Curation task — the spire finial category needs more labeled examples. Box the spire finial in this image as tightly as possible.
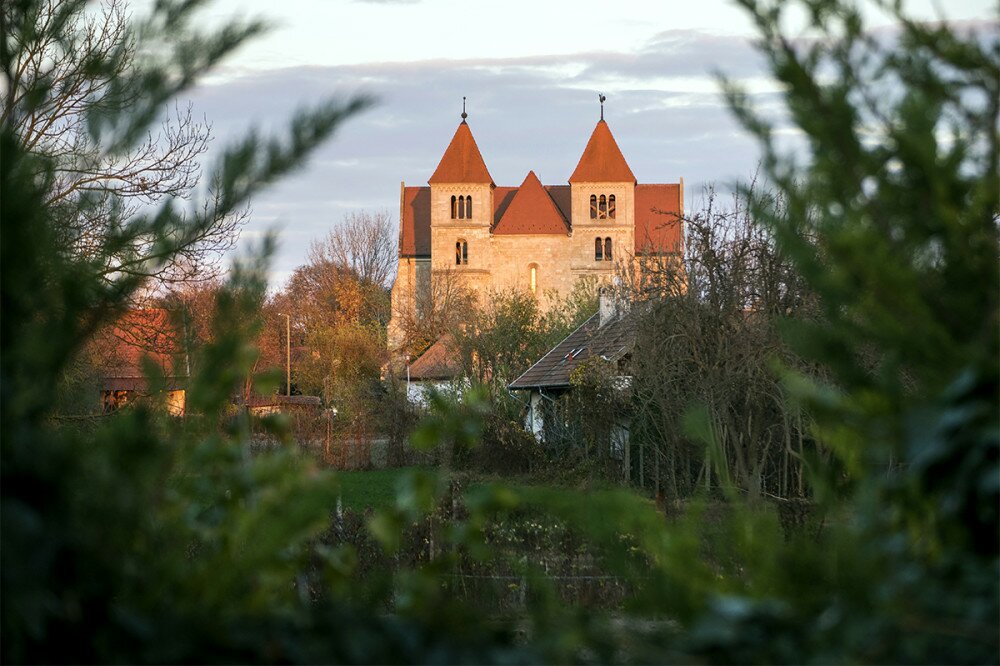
[599,93,606,121]
[461,96,468,123]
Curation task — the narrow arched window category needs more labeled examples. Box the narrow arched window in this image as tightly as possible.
[590,194,598,219]
[608,194,616,219]
[604,237,612,261]
[451,195,457,219]
[595,237,603,261]
[599,195,607,219]
[456,239,468,265]
[529,264,538,294]
[459,195,466,219]
[466,195,472,220]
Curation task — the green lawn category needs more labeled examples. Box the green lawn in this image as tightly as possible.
[334,467,419,512]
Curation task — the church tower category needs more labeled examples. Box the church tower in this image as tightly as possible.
[568,115,636,272]
[427,104,495,295]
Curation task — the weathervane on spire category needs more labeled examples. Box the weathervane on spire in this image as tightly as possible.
[599,93,606,120]
[461,96,468,123]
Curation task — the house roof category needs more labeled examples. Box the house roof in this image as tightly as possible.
[428,122,495,186]
[400,186,431,256]
[635,184,683,254]
[406,334,462,381]
[568,120,636,184]
[493,171,570,235]
[509,310,636,390]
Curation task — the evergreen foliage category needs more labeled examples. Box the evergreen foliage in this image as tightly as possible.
[2,0,997,662]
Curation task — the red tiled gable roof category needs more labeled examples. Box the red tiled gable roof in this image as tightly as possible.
[428,122,494,186]
[492,185,570,228]
[492,186,517,223]
[545,185,572,221]
[406,334,462,381]
[493,171,570,235]
[400,186,431,257]
[568,120,636,184]
[635,184,683,254]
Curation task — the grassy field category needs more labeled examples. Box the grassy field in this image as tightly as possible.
[334,467,418,511]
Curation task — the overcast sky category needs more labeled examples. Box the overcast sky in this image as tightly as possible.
[169,0,996,287]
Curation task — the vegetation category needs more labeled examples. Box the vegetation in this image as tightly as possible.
[449,282,597,474]
[2,0,248,294]
[337,466,415,512]
[2,0,997,662]
[628,183,819,499]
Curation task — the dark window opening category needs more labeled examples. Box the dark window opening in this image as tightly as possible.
[609,194,616,219]
[451,195,457,219]
[599,194,607,219]
[595,237,604,261]
[604,237,612,261]
[590,194,598,219]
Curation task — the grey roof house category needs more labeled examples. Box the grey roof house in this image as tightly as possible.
[509,289,636,445]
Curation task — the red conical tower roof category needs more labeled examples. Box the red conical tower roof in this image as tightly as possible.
[428,122,494,186]
[568,119,636,184]
[494,171,570,235]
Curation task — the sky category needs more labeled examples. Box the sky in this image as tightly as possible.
[167,0,996,287]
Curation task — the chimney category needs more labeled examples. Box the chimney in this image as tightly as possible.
[599,286,616,327]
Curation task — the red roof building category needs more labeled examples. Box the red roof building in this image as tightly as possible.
[388,108,684,355]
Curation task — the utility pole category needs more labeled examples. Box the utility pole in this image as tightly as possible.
[280,313,290,396]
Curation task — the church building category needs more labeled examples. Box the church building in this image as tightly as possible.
[388,105,684,353]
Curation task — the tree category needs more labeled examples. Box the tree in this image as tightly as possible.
[2,0,380,660]
[311,210,397,288]
[391,265,476,358]
[628,183,819,499]
[446,282,598,473]
[2,0,247,293]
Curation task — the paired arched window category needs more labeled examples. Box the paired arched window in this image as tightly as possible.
[450,195,473,220]
[455,239,468,265]
[595,237,612,262]
[589,193,617,220]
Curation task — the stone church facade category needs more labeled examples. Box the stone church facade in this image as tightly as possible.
[387,111,684,353]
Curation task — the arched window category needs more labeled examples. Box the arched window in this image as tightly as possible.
[608,194,616,219]
[604,237,612,261]
[529,264,538,294]
[456,239,468,265]
[599,195,608,219]
[459,195,467,219]
[595,237,604,261]
[466,195,472,219]
[590,194,598,219]
[451,195,458,219]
